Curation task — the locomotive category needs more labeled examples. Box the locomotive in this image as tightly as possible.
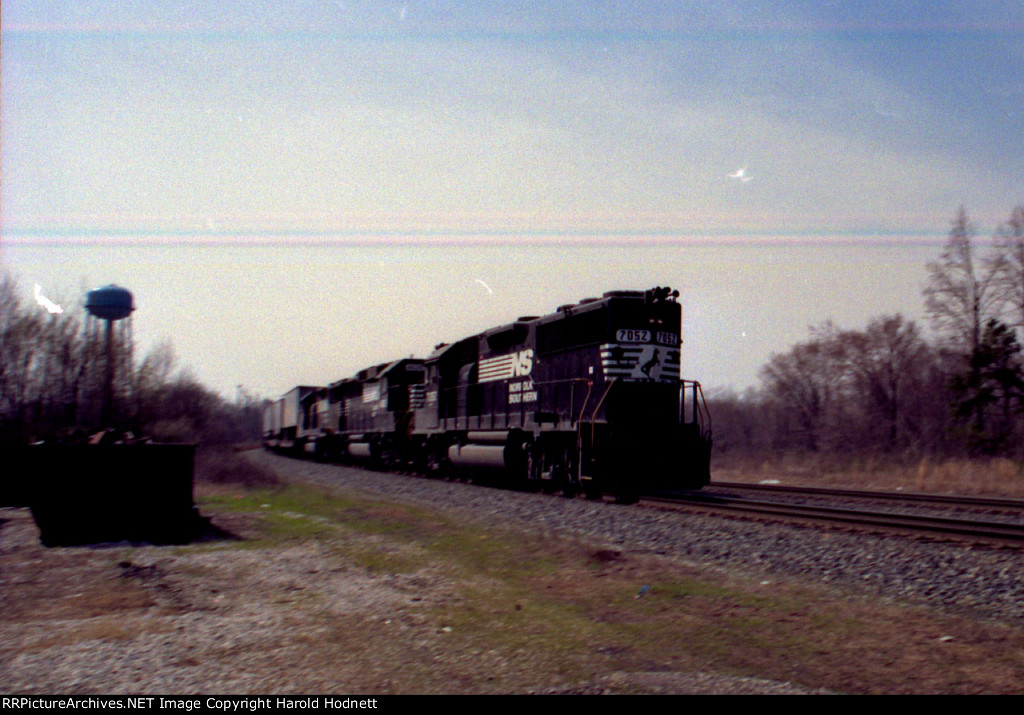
[263,287,711,501]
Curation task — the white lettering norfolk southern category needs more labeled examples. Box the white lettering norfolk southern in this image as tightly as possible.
[479,349,533,383]
[507,379,537,404]
[513,349,533,377]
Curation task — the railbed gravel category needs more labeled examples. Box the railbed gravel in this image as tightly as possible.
[3,449,1020,695]
[250,451,1024,626]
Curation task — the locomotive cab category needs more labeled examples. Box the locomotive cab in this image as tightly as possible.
[589,287,711,497]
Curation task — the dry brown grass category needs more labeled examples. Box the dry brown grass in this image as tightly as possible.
[23,616,175,653]
[194,447,282,488]
[713,453,1024,497]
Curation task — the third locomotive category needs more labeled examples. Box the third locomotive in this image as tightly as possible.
[263,286,711,502]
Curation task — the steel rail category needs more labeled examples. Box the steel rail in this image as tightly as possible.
[709,481,1024,511]
[644,493,1024,544]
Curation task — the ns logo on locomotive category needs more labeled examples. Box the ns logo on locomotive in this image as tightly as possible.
[263,286,711,503]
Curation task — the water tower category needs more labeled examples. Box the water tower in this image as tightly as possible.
[26,283,202,548]
[85,284,135,426]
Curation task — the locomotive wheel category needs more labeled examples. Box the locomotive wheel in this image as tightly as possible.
[442,463,458,482]
[548,465,576,498]
[376,443,396,471]
[516,446,536,490]
[424,449,444,479]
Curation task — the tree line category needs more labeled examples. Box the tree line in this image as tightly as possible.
[711,205,1024,460]
[5,204,1022,458]
[0,273,262,447]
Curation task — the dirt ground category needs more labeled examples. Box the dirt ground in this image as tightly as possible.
[3,463,1024,694]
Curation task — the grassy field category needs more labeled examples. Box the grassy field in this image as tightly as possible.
[712,453,1024,498]
[184,451,1024,693]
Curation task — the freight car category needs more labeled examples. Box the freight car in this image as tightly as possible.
[263,287,711,501]
[262,385,319,452]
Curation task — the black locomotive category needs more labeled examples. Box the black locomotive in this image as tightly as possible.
[263,287,711,501]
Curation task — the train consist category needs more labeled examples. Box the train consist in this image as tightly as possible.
[263,287,711,501]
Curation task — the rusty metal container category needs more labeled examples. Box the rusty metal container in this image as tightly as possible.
[23,443,201,546]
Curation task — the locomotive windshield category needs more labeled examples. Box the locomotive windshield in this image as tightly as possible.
[536,306,608,354]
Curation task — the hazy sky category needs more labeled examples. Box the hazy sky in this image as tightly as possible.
[3,1,1023,398]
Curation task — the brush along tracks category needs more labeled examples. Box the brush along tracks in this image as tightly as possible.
[645,483,1024,548]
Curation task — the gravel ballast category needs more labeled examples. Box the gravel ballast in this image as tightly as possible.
[249,451,1024,626]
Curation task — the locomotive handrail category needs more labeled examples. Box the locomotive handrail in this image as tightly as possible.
[431,375,711,437]
[575,379,593,431]
[528,377,592,387]
[680,379,712,437]
[696,381,712,436]
[589,377,618,444]
[525,377,593,429]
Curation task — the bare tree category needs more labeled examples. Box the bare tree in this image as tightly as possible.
[840,315,939,453]
[705,387,769,457]
[132,337,179,425]
[756,316,953,457]
[0,276,96,440]
[992,205,1024,336]
[923,207,1003,355]
[760,322,848,452]
[0,270,263,445]
[0,275,37,437]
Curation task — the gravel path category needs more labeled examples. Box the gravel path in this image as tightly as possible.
[250,451,1024,626]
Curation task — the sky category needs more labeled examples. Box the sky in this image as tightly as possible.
[2,1,1023,399]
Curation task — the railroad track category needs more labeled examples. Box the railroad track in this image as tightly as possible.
[644,488,1024,546]
[255,450,1024,545]
[710,480,1024,511]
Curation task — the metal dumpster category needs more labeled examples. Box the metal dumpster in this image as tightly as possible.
[23,443,202,546]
